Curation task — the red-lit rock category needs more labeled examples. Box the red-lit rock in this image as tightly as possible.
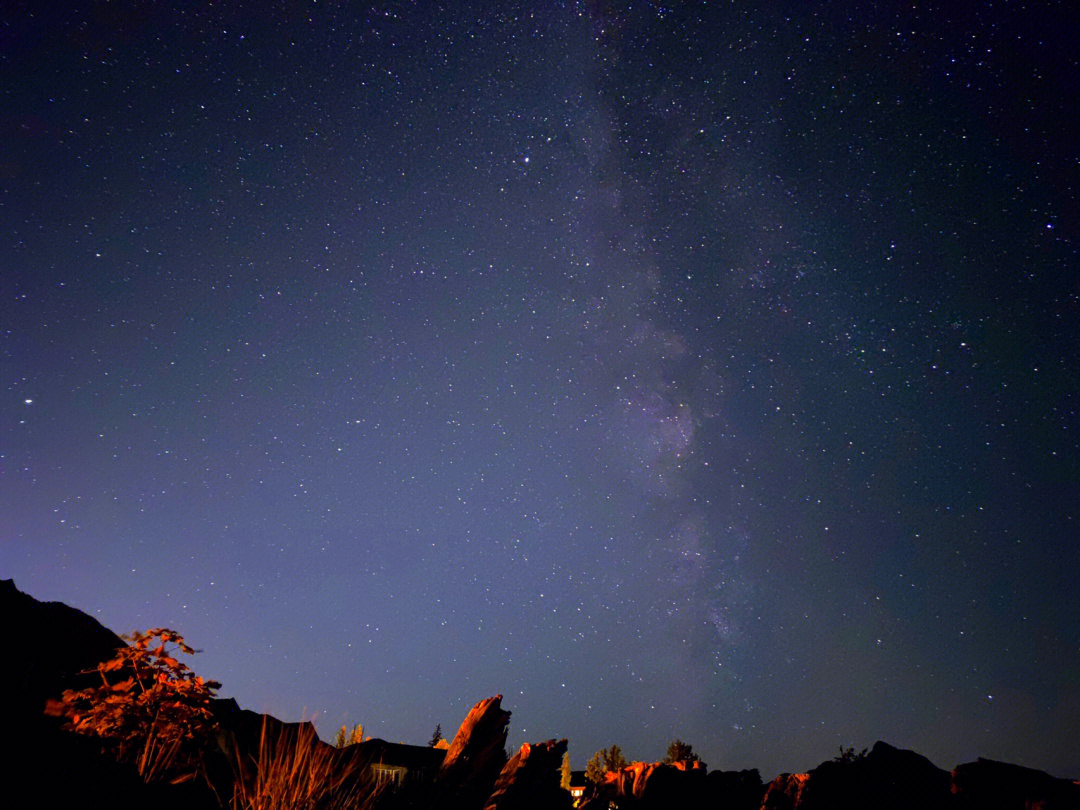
[672,759,707,771]
[594,761,709,809]
[761,773,810,810]
[485,738,571,810]
[436,695,512,810]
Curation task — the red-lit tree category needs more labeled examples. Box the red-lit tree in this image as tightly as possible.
[46,627,221,784]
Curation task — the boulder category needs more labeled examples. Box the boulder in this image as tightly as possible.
[761,773,810,810]
[952,757,1080,810]
[436,695,512,810]
[485,738,571,810]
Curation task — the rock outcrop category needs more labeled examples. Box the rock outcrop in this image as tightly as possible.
[436,695,512,810]
[705,768,764,810]
[485,738,571,810]
[758,744,1080,810]
[951,757,1080,810]
[761,773,810,810]
[6,579,1079,810]
[637,761,708,808]
[798,740,951,810]
[593,761,709,810]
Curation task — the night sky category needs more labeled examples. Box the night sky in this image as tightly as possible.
[4,1,1078,780]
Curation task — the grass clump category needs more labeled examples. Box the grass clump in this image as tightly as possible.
[229,717,368,810]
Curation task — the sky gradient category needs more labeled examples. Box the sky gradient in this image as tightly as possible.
[3,1,1078,779]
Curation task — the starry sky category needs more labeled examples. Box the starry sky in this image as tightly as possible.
[3,0,1078,780]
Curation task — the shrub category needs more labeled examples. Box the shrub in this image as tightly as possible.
[45,627,221,784]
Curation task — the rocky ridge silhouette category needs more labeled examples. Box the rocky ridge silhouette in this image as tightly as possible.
[2,579,1077,810]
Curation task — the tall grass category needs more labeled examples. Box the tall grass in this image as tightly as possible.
[229,717,369,810]
[133,714,187,784]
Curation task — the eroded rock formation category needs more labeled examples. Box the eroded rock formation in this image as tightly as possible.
[591,760,709,810]
[761,772,810,810]
[436,695,512,810]
[485,738,571,810]
[5,580,1079,810]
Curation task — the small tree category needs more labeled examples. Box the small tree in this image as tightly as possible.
[333,722,364,748]
[45,628,220,784]
[663,739,700,766]
[561,750,572,791]
[835,745,867,764]
[429,723,444,747]
[585,744,627,784]
[585,752,604,785]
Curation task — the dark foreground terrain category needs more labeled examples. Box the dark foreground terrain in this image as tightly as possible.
[3,579,1077,810]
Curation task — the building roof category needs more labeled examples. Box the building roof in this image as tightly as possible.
[349,738,447,772]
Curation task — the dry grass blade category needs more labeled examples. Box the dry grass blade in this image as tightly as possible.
[135,724,177,783]
[230,717,368,810]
